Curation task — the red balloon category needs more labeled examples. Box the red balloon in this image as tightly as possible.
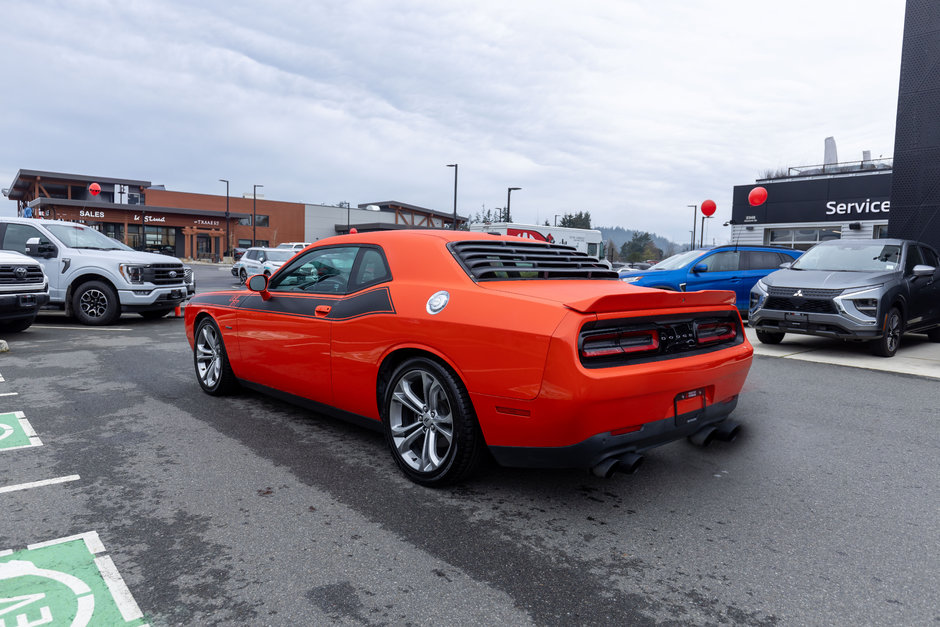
[89,182,101,196]
[701,199,717,217]
[748,186,768,206]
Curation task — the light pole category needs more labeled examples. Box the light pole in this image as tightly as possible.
[253,184,263,245]
[219,178,229,258]
[506,187,521,222]
[446,164,458,229]
[687,204,697,249]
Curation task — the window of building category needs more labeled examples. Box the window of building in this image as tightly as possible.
[764,227,841,250]
[238,239,252,248]
[238,216,252,226]
[255,215,269,227]
[254,240,269,247]
[873,224,890,238]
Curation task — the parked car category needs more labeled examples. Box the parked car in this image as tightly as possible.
[0,250,49,333]
[619,245,803,313]
[1,218,189,325]
[231,247,296,283]
[749,238,940,357]
[277,242,312,250]
[232,247,247,261]
[186,230,753,486]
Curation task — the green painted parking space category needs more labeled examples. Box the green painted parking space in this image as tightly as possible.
[0,412,41,451]
[0,532,147,626]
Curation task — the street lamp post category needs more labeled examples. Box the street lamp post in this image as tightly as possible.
[446,164,458,229]
[506,187,521,222]
[554,214,561,226]
[687,204,697,249]
[253,184,263,245]
[219,178,229,258]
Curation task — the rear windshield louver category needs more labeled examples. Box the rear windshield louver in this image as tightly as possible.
[579,313,744,367]
[449,240,618,280]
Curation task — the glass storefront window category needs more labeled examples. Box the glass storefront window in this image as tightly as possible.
[765,227,841,249]
[873,224,890,238]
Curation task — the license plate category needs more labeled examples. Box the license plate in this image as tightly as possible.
[674,388,706,426]
[784,312,808,322]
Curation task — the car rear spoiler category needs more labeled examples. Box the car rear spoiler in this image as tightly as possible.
[564,289,736,314]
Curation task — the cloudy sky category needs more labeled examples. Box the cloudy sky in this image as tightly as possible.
[0,1,906,244]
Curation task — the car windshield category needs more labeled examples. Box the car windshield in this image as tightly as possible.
[267,250,294,262]
[791,243,902,272]
[648,249,705,271]
[46,223,127,250]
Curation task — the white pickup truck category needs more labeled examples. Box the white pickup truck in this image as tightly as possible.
[0,249,49,332]
[0,217,191,325]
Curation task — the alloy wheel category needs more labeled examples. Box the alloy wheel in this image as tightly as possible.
[389,369,455,472]
[195,324,222,388]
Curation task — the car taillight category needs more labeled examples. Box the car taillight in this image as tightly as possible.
[581,329,660,358]
[695,320,737,345]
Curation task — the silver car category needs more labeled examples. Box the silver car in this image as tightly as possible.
[749,238,940,357]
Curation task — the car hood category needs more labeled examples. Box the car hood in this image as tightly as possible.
[480,280,736,313]
[71,248,182,264]
[763,269,897,290]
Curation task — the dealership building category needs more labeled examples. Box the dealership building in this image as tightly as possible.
[2,169,465,260]
[729,153,893,250]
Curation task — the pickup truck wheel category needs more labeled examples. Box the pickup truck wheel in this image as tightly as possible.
[194,318,238,395]
[72,281,120,326]
[872,307,903,357]
[756,329,785,345]
[0,316,36,333]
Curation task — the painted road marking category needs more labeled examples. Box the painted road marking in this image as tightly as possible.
[0,412,43,451]
[0,475,80,494]
[30,326,124,331]
[1,531,147,626]
[0,393,18,397]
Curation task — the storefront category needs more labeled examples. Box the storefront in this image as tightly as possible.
[729,167,892,250]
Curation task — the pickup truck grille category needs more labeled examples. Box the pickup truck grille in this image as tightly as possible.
[0,264,45,284]
[143,263,186,285]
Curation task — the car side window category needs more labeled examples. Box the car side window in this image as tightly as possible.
[268,246,358,294]
[350,248,391,290]
[2,224,50,253]
[919,246,939,268]
[741,251,780,270]
[700,251,739,272]
[905,245,924,274]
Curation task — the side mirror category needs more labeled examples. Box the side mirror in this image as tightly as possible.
[912,264,935,278]
[779,262,792,269]
[691,263,707,274]
[247,274,270,299]
[25,237,56,258]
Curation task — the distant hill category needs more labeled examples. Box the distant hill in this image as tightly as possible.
[596,226,684,257]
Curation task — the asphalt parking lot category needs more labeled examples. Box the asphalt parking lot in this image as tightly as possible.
[0,265,937,625]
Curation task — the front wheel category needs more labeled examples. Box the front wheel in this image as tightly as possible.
[872,307,903,357]
[382,357,484,487]
[72,281,120,325]
[756,329,785,345]
[194,318,238,395]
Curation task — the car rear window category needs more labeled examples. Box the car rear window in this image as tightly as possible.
[449,240,618,281]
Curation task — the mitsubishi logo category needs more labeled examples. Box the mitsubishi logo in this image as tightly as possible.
[793,289,804,297]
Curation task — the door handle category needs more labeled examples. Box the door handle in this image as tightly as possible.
[315,305,332,317]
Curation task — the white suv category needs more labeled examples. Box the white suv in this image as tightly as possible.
[232,247,296,282]
[0,218,189,325]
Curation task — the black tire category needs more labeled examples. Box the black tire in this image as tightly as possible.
[239,268,248,284]
[72,281,120,326]
[193,318,238,395]
[382,357,484,487]
[927,327,940,342]
[139,308,174,319]
[872,307,903,357]
[756,329,785,345]
[0,316,36,333]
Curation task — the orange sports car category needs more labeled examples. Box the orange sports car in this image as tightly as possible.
[186,230,753,486]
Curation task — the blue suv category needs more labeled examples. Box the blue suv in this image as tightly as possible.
[620,245,803,313]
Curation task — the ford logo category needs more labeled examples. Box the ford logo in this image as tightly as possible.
[168,270,178,278]
[14,266,28,279]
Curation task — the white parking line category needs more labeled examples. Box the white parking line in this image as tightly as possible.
[95,554,146,622]
[36,326,124,331]
[0,392,18,397]
[0,475,80,494]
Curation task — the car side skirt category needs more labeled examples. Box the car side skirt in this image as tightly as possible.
[239,380,384,433]
[488,396,738,469]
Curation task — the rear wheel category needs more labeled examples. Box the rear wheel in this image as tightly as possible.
[239,268,248,284]
[872,307,903,357]
[756,329,785,345]
[382,357,484,487]
[194,318,238,395]
[72,281,120,326]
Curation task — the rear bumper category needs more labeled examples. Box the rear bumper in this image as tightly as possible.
[489,396,738,468]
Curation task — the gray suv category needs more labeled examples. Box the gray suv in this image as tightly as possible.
[749,238,940,357]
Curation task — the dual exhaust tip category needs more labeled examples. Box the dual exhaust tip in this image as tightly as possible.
[590,420,742,479]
